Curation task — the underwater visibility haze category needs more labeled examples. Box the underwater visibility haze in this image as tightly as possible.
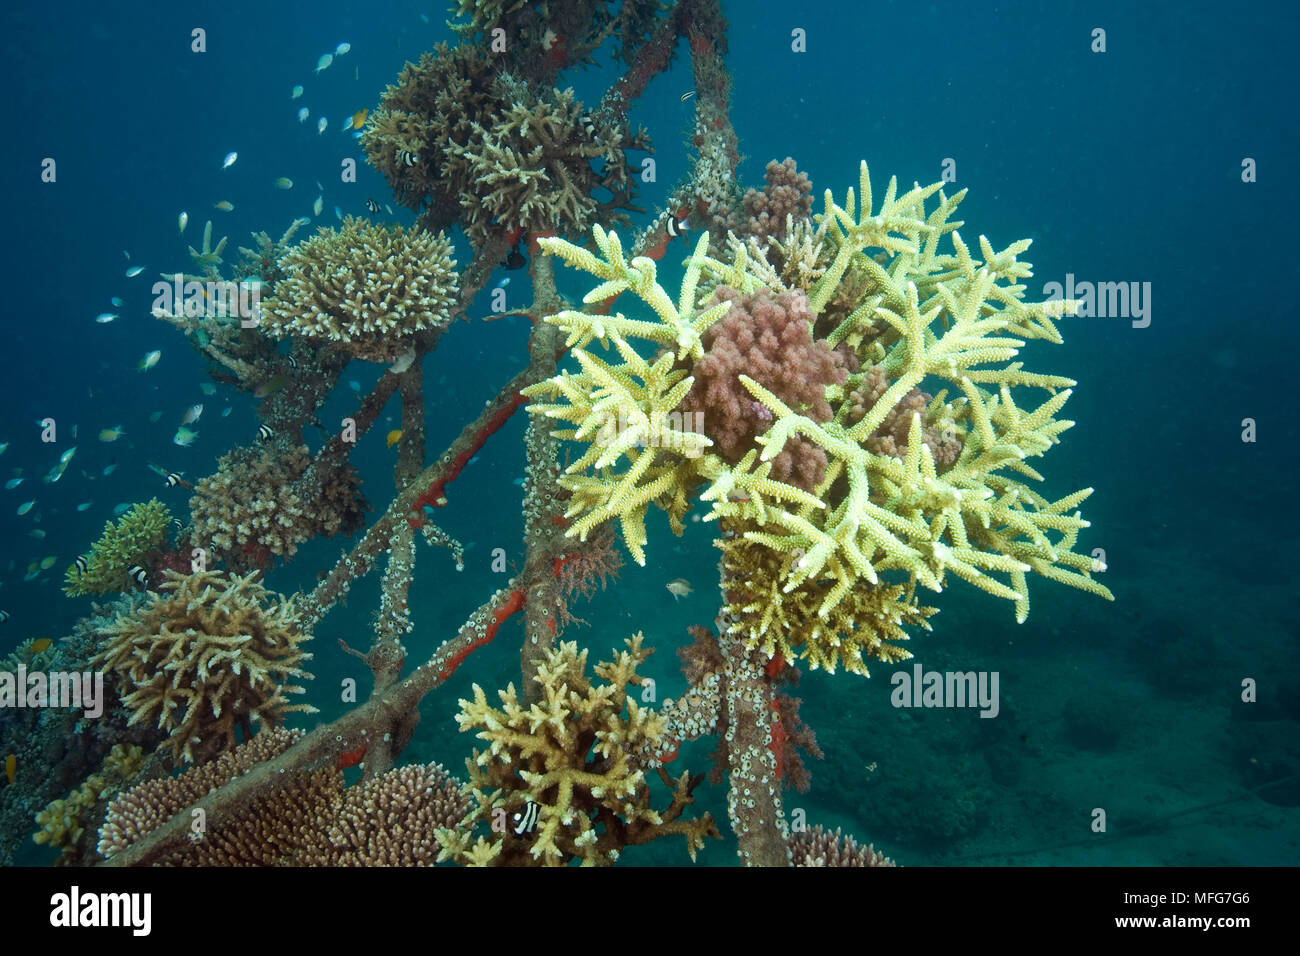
[0,0,1296,876]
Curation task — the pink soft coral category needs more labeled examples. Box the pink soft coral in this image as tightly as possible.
[682,287,847,490]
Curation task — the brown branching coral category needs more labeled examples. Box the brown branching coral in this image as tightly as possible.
[445,76,646,250]
[324,763,470,866]
[260,216,459,363]
[97,728,469,865]
[362,43,503,221]
[437,634,719,866]
[92,570,317,764]
[188,441,367,572]
[682,286,848,490]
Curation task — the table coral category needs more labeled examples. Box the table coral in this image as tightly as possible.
[97,728,469,865]
[92,570,317,764]
[261,216,459,363]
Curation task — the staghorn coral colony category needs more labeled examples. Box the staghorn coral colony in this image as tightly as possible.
[1,0,1114,871]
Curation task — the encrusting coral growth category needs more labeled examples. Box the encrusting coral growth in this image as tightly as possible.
[63,499,171,597]
[525,161,1113,677]
[92,570,317,764]
[260,216,459,363]
[188,441,367,571]
[97,728,469,865]
[436,634,719,866]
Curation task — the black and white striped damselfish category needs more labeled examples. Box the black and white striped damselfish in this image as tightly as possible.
[128,565,148,587]
[512,799,540,835]
[73,555,89,574]
[257,424,274,440]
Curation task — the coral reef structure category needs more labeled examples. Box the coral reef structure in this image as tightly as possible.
[33,745,144,864]
[98,728,469,865]
[524,162,1113,675]
[261,216,459,363]
[445,76,644,249]
[789,825,895,867]
[682,286,847,490]
[363,43,502,221]
[92,570,317,764]
[188,441,366,571]
[63,500,171,597]
[733,156,814,243]
[437,634,719,865]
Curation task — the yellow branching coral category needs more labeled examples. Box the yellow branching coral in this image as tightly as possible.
[261,216,458,363]
[92,570,317,764]
[34,744,144,864]
[438,634,718,866]
[63,499,171,597]
[525,162,1112,674]
[719,534,935,676]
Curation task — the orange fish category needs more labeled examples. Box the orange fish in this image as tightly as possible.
[386,429,403,448]
[29,638,51,654]
[351,108,368,130]
[4,754,14,785]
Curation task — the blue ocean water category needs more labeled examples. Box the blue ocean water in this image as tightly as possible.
[0,0,1296,866]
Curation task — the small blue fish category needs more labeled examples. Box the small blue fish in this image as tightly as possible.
[76,501,92,512]
[125,266,144,278]
[110,297,124,307]
[112,502,132,515]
